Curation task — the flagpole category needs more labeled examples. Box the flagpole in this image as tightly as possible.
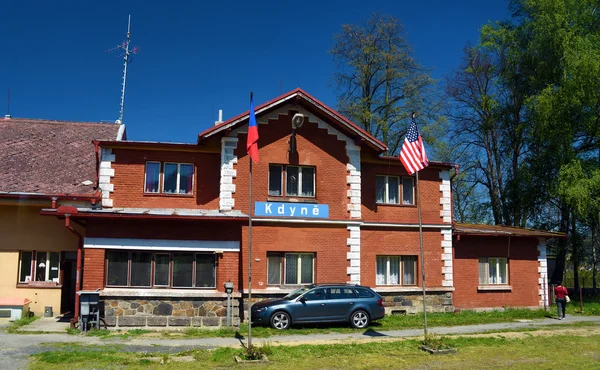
[247,92,253,349]
[416,170,428,337]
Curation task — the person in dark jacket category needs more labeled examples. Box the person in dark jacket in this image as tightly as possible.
[554,282,568,320]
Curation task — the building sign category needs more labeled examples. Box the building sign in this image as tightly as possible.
[254,202,329,219]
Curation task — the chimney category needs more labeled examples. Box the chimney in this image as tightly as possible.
[214,109,223,126]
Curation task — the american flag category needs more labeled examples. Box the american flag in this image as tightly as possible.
[399,117,429,175]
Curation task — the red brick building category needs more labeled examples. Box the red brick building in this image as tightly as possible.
[40,89,563,328]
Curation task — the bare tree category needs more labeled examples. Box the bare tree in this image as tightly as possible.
[331,13,436,154]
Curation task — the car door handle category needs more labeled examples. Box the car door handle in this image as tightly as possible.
[320,303,326,306]
[348,302,354,305]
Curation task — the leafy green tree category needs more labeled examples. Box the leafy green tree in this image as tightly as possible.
[476,0,600,287]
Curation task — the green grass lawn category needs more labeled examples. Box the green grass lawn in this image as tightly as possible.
[30,333,600,369]
[7,315,38,333]
[566,296,600,315]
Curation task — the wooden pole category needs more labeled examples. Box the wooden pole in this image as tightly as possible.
[416,170,428,337]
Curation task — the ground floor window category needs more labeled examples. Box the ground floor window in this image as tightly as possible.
[18,251,60,283]
[479,257,508,285]
[376,255,417,286]
[267,252,314,285]
[106,251,216,289]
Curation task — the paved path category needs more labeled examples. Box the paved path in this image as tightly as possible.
[2,316,599,370]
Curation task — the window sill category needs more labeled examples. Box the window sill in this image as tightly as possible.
[17,282,62,289]
[376,203,416,208]
[478,285,512,291]
[243,287,298,294]
[374,286,455,293]
[143,193,194,198]
[102,288,240,298]
[267,197,318,204]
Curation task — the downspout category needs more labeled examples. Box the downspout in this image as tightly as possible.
[65,215,83,326]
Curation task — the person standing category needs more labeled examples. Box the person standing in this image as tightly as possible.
[554,282,568,320]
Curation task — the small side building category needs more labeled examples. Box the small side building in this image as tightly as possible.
[452,223,566,310]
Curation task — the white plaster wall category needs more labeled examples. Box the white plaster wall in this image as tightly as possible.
[99,147,116,208]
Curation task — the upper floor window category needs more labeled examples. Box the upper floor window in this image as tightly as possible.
[163,163,194,194]
[376,175,414,205]
[145,162,161,193]
[269,165,315,198]
[376,255,417,286]
[144,161,194,195]
[479,257,508,285]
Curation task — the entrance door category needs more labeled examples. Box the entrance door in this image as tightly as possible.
[60,252,77,316]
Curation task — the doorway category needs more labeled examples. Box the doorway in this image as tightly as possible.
[60,251,77,316]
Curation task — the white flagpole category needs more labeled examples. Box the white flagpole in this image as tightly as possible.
[247,92,253,349]
[416,170,428,337]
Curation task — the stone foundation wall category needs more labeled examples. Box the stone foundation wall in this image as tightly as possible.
[379,291,454,314]
[102,297,241,328]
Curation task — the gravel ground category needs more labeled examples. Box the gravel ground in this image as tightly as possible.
[2,315,599,369]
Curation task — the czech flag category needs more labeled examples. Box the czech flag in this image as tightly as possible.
[246,95,259,163]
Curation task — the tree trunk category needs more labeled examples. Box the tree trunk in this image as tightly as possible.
[551,206,570,284]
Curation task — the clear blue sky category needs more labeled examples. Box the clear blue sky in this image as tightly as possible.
[1,0,509,143]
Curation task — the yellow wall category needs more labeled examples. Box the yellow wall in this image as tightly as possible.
[0,204,84,316]
[0,252,62,315]
[0,204,80,252]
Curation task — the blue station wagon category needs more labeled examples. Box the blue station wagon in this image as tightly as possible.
[250,284,385,330]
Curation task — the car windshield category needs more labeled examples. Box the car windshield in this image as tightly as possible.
[283,287,311,300]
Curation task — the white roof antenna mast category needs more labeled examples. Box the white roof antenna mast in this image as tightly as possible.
[107,15,139,124]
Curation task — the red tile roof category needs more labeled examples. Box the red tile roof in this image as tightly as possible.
[198,88,389,152]
[454,223,567,238]
[0,117,123,195]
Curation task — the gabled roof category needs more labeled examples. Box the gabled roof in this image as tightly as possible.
[454,223,567,239]
[0,117,124,195]
[198,88,388,152]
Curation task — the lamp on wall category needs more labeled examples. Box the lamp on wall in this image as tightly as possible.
[289,113,305,154]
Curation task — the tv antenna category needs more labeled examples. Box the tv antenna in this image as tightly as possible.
[107,15,139,124]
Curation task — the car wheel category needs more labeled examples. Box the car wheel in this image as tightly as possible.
[350,310,369,329]
[270,311,291,330]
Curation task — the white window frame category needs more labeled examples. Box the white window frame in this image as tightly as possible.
[285,165,316,198]
[376,255,417,286]
[284,253,315,285]
[28,251,61,283]
[376,175,399,204]
[266,254,283,285]
[479,257,508,285]
[268,164,284,196]
[18,251,33,283]
[401,177,415,205]
[162,162,194,195]
[144,161,161,194]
